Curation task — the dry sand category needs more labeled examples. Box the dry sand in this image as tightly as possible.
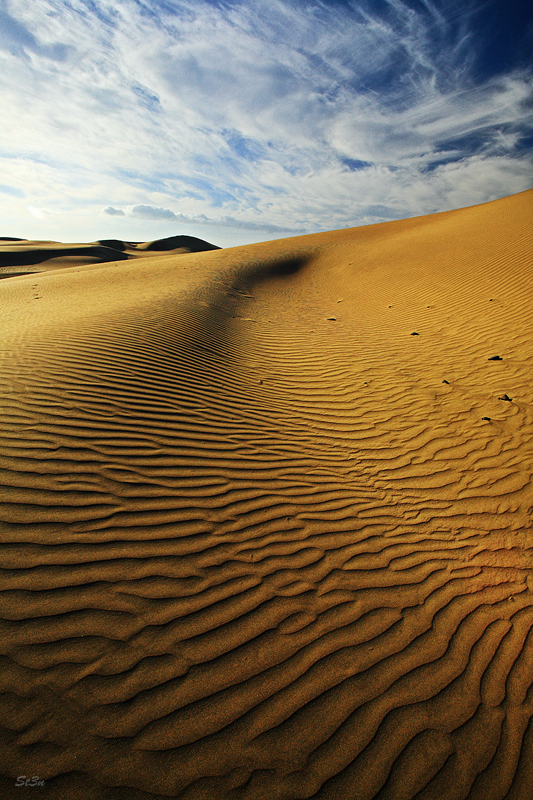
[0,189,532,799]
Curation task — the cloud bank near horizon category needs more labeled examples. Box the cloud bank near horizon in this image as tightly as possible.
[104,203,306,234]
[1,0,532,244]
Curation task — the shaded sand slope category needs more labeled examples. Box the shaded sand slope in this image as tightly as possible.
[0,189,532,799]
[0,235,220,278]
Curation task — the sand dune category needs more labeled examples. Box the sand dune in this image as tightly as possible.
[0,235,220,278]
[0,189,532,799]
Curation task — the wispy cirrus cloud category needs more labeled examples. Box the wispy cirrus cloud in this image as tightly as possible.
[0,0,531,244]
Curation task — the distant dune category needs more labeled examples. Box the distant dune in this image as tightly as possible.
[0,189,532,800]
[0,235,221,278]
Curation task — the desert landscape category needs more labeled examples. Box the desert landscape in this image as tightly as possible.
[0,188,532,799]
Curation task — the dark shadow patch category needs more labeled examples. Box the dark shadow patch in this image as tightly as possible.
[95,239,127,251]
[140,236,221,252]
[0,245,129,268]
[265,254,309,277]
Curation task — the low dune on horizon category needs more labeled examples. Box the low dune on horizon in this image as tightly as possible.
[0,235,221,279]
[1,189,532,799]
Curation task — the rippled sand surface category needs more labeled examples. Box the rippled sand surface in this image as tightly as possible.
[1,190,532,799]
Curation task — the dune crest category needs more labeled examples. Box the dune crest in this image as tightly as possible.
[0,190,532,799]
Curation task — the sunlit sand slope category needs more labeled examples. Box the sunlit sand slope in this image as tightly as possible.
[0,190,532,800]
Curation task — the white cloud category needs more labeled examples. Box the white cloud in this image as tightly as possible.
[27,205,46,220]
[0,0,531,244]
[27,204,59,220]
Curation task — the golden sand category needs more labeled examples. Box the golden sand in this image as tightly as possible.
[0,190,532,799]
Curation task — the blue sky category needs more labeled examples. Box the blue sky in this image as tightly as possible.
[1,0,532,246]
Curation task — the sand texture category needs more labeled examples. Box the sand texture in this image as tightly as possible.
[0,190,532,799]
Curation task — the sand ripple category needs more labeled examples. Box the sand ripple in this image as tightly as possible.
[1,191,532,798]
